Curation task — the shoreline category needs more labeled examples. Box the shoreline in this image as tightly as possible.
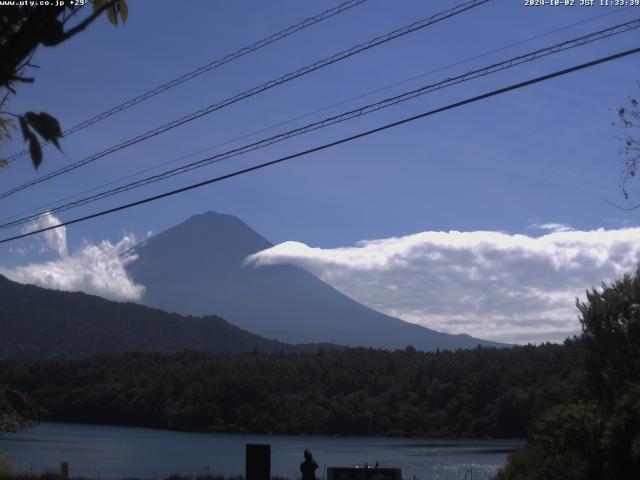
[1,423,519,480]
[6,420,527,443]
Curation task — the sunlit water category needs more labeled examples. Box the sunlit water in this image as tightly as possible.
[0,422,523,480]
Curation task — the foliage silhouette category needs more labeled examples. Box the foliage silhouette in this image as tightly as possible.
[0,0,125,168]
[497,267,640,479]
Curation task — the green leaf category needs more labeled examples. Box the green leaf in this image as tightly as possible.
[27,132,42,170]
[24,112,63,151]
[119,0,128,24]
[106,3,118,26]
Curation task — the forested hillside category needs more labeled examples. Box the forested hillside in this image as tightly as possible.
[0,275,296,360]
[0,343,581,438]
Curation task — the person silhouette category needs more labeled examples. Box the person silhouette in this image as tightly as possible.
[300,449,318,480]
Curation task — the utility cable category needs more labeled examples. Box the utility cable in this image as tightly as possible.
[2,46,637,245]
[0,5,628,226]
[4,0,369,164]
[0,0,490,200]
[2,18,638,229]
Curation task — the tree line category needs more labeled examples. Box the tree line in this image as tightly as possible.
[0,341,581,439]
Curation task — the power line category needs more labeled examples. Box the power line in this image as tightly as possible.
[3,46,637,245]
[0,0,490,200]
[1,6,628,226]
[4,0,369,164]
[3,18,638,230]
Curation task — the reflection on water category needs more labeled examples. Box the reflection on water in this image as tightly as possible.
[0,423,523,480]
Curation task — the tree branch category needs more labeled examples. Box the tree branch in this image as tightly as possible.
[59,0,117,43]
[604,198,640,211]
[0,1,116,89]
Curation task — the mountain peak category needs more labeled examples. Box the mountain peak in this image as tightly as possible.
[148,211,272,253]
[193,210,230,220]
[128,211,272,290]
[178,211,264,239]
[183,210,243,226]
[127,213,507,350]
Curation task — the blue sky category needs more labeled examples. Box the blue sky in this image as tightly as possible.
[1,0,639,342]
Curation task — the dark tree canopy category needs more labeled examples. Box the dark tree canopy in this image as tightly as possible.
[0,343,581,438]
[0,384,37,434]
[578,267,640,401]
[497,267,640,480]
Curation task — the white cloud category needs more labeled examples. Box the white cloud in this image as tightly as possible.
[529,222,574,233]
[2,213,144,302]
[247,228,640,344]
[22,213,68,256]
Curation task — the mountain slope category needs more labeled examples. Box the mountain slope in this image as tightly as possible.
[0,274,293,361]
[127,211,506,350]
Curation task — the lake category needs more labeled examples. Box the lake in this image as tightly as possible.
[0,423,523,480]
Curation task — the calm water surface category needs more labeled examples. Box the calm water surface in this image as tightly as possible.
[0,423,523,480]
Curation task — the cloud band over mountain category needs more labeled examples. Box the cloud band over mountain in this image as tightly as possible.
[247,227,640,343]
[6,212,640,344]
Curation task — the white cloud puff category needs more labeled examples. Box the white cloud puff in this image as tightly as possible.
[22,213,68,257]
[2,214,144,302]
[247,228,640,344]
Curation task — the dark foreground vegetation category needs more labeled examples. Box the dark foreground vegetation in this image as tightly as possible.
[0,385,36,433]
[0,342,579,438]
[496,269,640,479]
[1,270,639,479]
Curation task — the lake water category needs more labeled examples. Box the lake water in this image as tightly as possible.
[0,423,523,480]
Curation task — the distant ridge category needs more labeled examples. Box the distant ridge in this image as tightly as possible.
[0,274,302,361]
[128,211,507,350]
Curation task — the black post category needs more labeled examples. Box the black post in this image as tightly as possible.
[60,462,69,479]
[246,444,270,480]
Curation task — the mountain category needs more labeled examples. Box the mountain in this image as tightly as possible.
[0,274,295,361]
[127,211,506,350]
